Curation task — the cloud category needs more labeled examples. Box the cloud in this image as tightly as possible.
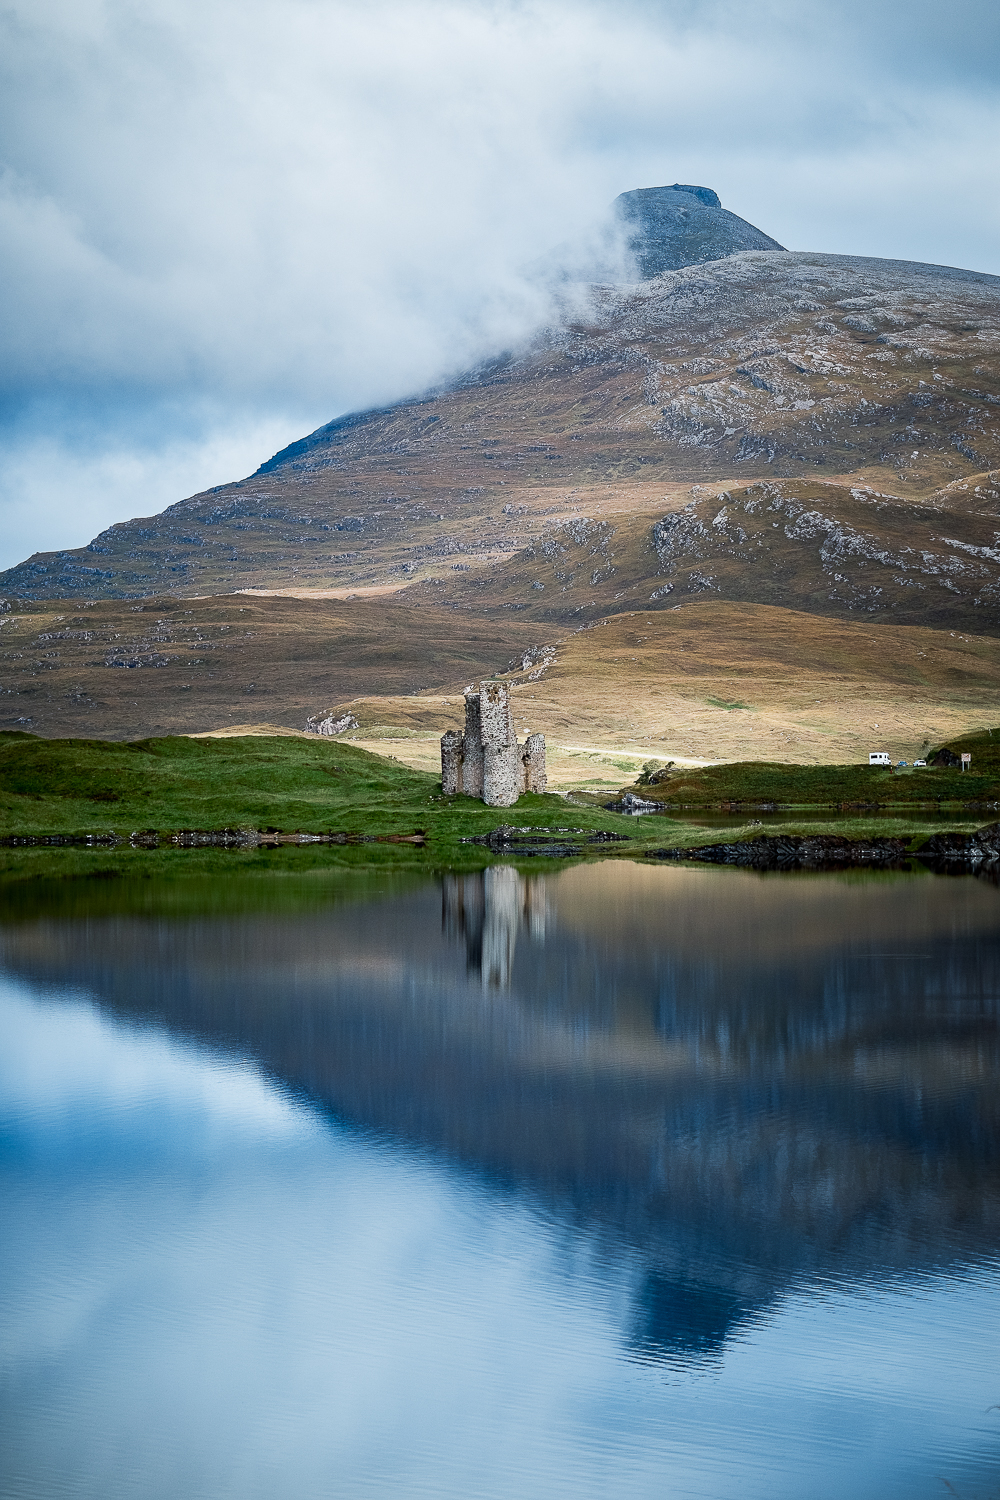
[1,0,999,566]
[0,407,307,568]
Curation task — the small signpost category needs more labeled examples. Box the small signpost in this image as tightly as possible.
[961,753,972,772]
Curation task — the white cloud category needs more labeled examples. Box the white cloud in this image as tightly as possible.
[1,0,998,566]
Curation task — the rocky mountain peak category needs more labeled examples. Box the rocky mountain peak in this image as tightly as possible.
[612,183,784,277]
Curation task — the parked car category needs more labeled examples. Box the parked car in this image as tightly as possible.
[914,759,927,767]
[897,760,909,767]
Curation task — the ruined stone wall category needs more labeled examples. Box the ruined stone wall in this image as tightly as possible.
[461,691,484,797]
[480,682,520,808]
[441,681,546,807]
[520,733,547,794]
[440,730,464,795]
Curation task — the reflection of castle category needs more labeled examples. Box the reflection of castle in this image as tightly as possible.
[442,866,548,988]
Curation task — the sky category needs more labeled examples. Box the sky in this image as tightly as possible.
[1,0,999,571]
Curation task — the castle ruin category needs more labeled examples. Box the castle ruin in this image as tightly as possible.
[441,682,546,806]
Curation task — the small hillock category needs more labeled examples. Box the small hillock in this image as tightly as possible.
[928,725,1000,773]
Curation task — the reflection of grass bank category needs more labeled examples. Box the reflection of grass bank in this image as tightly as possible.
[0,841,442,891]
[0,851,443,915]
[654,814,987,853]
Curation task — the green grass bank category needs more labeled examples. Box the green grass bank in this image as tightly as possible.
[625,728,1000,807]
[0,730,637,844]
[3,729,999,889]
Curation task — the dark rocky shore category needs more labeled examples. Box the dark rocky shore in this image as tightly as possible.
[650,833,910,870]
[652,822,1000,872]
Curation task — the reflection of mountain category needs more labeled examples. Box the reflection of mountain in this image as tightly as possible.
[2,862,999,1365]
[443,868,547,988]
[629,1270,760,1366]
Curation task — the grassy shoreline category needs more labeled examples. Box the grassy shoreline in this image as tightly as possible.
[3,728,999,886]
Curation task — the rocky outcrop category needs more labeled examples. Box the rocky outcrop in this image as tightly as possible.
[646,479,1000,626]
[461,825,630,857]
[305,711,358,736]
[441,682,546,806]
[920,820,1000,862]
[927,746,963,768]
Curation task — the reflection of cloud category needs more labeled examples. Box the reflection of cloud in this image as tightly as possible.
[0,977,305,1142]
[442,867,548,988]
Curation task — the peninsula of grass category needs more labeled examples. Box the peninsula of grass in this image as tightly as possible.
[0,730,639,846]
[625,728,1000,809]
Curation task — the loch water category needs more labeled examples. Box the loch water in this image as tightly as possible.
[2,859,999,1500]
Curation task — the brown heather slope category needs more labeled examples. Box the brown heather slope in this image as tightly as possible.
[0,594,543,741]
[289,602,1000,770]
[3,251,998,608]
[4,590,997,767]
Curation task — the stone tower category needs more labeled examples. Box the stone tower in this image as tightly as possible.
[440,682,546,806]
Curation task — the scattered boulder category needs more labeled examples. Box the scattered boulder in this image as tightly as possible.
[605,792,664,813]
[464,825,630,856]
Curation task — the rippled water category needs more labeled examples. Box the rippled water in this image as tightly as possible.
[2,860,1000,1499]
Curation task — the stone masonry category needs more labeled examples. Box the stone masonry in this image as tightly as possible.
[441,682,547,806]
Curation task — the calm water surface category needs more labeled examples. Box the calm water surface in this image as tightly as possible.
[2,860,1000,1499]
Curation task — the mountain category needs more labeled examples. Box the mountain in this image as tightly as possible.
[2,189,999,758]
[4,246,997,624]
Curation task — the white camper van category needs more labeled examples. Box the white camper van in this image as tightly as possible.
[868,752,891,766]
